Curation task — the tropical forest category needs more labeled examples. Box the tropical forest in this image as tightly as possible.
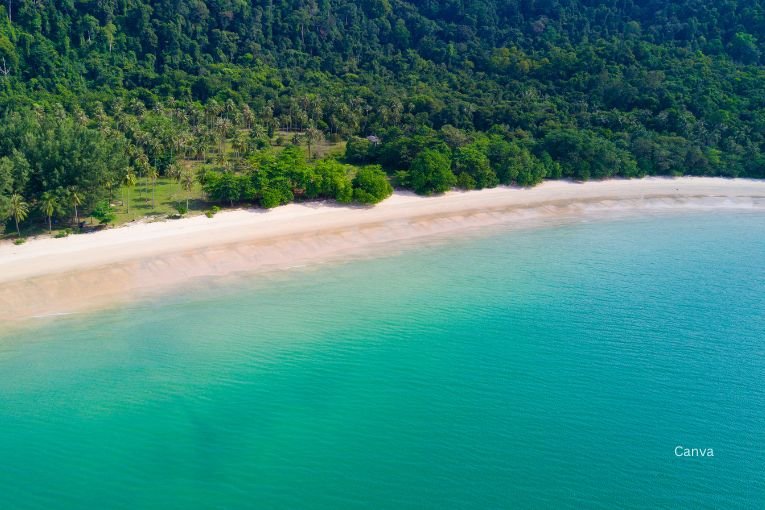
[1,0,765,236]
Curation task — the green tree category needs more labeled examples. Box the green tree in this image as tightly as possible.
[92,201,116,225]
[70,189,82,227]
[180,168,195,211]
[352,166,393,204]
[40,192,57,233]
[304,126,325,159]
[409,150,456,195]
[345,137,373,164]
[8,193,28,237]
[123,171,137,216]
[453,145,498,189]
[308,159,353,203]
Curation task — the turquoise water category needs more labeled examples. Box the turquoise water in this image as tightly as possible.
[1,212,764,509]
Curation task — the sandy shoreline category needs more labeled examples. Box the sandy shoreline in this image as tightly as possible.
[1,177,764,323]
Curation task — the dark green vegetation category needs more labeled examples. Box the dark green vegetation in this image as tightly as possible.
[2,1,765,234]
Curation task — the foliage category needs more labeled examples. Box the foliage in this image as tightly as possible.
[92,201,116,225]
[409,150,457,195]
[352,166,393,205]
[1,0,765,229]
[308,159,354,203]
[453,145,498,190]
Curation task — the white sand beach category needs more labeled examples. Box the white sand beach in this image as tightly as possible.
[1,177,764,322]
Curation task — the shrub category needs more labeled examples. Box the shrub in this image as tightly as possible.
[92,200,116,225]
[14,237,26,245]
[351,166,393,204]
[409,149,456,195]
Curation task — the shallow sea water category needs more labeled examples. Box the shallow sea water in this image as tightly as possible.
[1,211,763,508]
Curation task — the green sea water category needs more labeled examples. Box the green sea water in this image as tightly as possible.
[1,212,764,509]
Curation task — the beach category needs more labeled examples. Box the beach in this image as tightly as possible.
[1,177,764,322]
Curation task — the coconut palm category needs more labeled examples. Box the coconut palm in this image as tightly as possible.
[180,168,195,212]
[232,130,249,159]
[123,171,137,216]
[147,165,159,209]
[251,123,267,140]
[8,193,29,237]
[70,189,82,227]
[242,104,255,129]
[304,126,324,159]
[40,192,57,233]
[134,152,150,203]
[167,162,182,198]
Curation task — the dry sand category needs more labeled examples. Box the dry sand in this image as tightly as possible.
[1,177,764,323]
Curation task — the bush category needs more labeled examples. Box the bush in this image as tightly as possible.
[307,159,354,203]
[174,203,188,215]
[54,228,72,238]
[345,137,373,164]
[409,149,456,195]
[453,145,498,189]
[456,172,476,190]
[392,170,410,188]
[351,166,393,205]
[92,200,116,225]
[14,237,27,245]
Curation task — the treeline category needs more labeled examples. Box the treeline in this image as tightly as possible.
[200,147,392,208]
[345,120,763,196]
[0,105,393,234]
[2,0,765,233]
[0,109,130,234]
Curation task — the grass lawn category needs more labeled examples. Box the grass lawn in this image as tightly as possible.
[112,177,207,226]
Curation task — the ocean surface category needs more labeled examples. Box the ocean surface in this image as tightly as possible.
[1,212,764,509]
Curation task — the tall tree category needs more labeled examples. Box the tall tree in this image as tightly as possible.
[147,166,158,209]
[123,171,136,216]
[180,169,195,211]
[304,126,325,159]
[40,192,56,234]
[9,193,28,237]
[70,189,82,227]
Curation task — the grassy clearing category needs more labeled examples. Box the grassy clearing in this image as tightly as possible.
[112,177,206,225]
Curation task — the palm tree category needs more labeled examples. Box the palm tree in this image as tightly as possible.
[134,152,150,203]
[304,126,324,159]
[70,189,82,227]
[167,162,182,198]
[123,171,137,216]
[147,165,159,209]
[232,130,249,159]
[180,168,195,212]
[8,193,28,237]
[40,192,57,234]
[251,123,267,141]
[242,104,255,129]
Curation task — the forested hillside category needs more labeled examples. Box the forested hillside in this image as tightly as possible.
[2,1,765,234]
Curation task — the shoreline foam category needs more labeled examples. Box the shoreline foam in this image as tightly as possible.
[1,177,764,323]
